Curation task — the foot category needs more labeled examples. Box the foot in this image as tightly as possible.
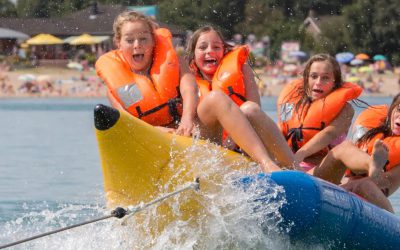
[260,160,281,173]
[369,139,388,179]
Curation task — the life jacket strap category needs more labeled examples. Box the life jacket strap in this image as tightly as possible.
[227,86,247,102]
[286,122,326,152]
[135,88,182,125]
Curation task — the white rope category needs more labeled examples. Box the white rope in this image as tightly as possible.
[121,178,200,225]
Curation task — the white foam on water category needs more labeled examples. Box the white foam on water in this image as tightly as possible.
[1,139,325,249]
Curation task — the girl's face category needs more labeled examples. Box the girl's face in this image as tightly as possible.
[390,104,400,135]
[194,30,224,80]
[117,20,154,73]
[307,61,335,101]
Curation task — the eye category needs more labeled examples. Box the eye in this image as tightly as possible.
[197,45,207,51]
[322,76,331,81]
[213,45,223,50]
[126,39,134,44]
[310,74,318,79]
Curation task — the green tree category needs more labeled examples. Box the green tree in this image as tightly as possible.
[235,0,307,59]
[343,0,400,64]
[159,0,245,36]
[308,15,349,55]
[0,0,17,18]
[158,0,199,31]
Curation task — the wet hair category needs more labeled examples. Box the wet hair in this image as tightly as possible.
[112,11,158,47]
[293,53,343,113]
[357,93,400,145]
[185,26,233,77]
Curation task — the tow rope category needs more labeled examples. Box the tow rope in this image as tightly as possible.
[0,178,200,249]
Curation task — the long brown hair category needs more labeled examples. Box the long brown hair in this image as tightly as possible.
[294,53,343,113]
[357,93,400,146]
[185,26,233,77]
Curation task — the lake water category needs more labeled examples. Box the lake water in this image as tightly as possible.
[0,96,398,249]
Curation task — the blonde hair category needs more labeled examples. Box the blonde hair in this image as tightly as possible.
[113,11,158,46]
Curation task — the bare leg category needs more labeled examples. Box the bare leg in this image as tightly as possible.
[197,91,280,172]
[240,101,294,168]
[313,140,388,185]
[341,178,394,213]
[312,140,371,184]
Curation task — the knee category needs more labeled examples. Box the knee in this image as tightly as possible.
[331,140,353,158]
[240,101,261,119]
[198,91,232,114]
[202,91,230,106]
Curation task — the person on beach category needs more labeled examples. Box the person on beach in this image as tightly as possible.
[186,25,294,169]
[277,53,363,171]
[95,11,283,172]
[312,94,400,212]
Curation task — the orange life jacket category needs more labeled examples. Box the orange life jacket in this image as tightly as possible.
[277,79,362,152]
[352,105,400,172]
[196,45,248,106]
[95,28,182,126]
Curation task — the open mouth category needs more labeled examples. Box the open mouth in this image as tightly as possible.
[133,54,144,62]
[392,121,400,135]
[312,89,323,94]
[204,58,218,66]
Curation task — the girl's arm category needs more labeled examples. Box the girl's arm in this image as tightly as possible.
[176,57,198,136]
[242,63,261,106]
[294,103,354,165]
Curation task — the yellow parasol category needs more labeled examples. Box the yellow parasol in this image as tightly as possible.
[69,33,100,45]
[26,33,64,45]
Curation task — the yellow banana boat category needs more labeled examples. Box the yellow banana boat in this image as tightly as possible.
[94,104,400,248]
[94,103,251,207]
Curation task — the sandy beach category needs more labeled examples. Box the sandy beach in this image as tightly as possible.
[0,67,106,98]
[1,66,399,99]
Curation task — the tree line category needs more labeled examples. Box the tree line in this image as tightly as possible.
[1,0,399,65]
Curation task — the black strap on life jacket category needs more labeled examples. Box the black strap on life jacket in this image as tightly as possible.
[227,86,247,103]
[135,86,182,125]
[285,122,326,152]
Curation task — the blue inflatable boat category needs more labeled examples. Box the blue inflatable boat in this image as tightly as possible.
[241,171,400,249]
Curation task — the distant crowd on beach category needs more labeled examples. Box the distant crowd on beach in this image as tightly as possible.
[1,32,400,99]
[0,62,105,98]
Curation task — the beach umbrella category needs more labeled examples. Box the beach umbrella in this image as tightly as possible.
[355,53,370,60]
[0,27,29,39]
[69,33,100,45]
[26,34,64,45]
[335,52,354,64]
[350,59,364,66]
[289,50,307,58]
[18,74,36,82]
[373,54,387,61]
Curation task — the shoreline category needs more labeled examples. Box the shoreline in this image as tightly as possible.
[1,67,399,99]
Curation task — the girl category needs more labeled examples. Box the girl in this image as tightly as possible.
[277,54,362,171]
[96,11,197,136]
[314,94,400,212]
[186,26,294,169]
[96,12,281,172]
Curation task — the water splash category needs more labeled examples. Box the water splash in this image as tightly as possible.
[1,139,325,249]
